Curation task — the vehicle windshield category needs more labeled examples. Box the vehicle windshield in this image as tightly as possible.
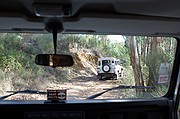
[0,34,177,100]
[102,60,111,65]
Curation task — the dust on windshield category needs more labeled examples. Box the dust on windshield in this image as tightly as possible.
[0,34,177,100]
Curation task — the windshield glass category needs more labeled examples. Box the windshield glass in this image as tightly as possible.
[0,34,177,100]
[102,60,111,65]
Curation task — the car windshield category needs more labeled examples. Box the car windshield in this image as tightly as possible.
[102,60,111,65]
[0,33,177,100]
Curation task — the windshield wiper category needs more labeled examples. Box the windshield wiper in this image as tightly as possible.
[0,89,47,100]
[86,85,154,100]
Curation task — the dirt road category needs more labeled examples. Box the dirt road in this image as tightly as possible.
[5,75,130,100]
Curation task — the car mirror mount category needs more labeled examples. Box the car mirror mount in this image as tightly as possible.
[45,22,64,54]
[35,22,74,67]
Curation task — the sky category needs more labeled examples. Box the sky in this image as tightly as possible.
[107,35,125,43]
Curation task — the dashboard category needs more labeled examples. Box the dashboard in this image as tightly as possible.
[0,98,171,119]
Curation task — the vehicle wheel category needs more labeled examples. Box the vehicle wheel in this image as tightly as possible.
[113,74,118,80]
[98,75,103,80]
[114,77,118,80]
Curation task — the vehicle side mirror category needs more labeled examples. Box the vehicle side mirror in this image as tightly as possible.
[35,54,74,67]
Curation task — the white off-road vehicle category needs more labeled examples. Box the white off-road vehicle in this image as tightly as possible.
[97,57,124,80]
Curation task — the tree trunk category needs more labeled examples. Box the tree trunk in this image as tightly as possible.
[129,36,145,95]
[147,37,160,86]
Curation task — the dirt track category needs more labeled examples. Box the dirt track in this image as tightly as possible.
[5,75,128,100]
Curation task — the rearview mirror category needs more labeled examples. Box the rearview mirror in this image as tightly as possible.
[35,54,74,67]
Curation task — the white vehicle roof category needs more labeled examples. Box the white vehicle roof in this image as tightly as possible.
[98,57,120,61]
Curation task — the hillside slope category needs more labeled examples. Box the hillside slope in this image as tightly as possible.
[72,49,99,75]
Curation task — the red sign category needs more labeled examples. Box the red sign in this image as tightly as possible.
[158,75,169,84]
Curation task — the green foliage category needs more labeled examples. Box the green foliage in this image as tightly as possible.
[145,50,171,79]
[0,52,23,71]
[33,34,54,54]
[149,84,169,97]
[0,34,23,71]
[0,34,45,79]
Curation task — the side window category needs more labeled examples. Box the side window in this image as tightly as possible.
[112,61,114,64]
[98,61,101,66]
[102,60,110,65]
